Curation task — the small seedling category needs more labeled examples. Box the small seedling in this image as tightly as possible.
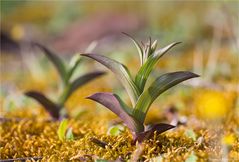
[107,124,125,136]
[82,33,199,142]
[57,119,74,141]
[25,43,105,120]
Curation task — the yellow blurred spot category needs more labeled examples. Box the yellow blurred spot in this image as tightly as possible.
[195,90,235,120]
[11,25,24,41]
[221,134,236,145]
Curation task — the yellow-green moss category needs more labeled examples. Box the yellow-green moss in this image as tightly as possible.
[1,109,238,161]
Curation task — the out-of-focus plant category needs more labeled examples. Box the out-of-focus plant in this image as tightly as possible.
[3,92,32,112]
[25,43,105,120]
[82,33,199,142]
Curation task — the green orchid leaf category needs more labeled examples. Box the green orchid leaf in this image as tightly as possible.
[122,32,144,66]
[81,53,140,106]
[33,43,67,83]
[143,37,151,63]
[58,71,105,105]
[87,92,144,133]
[150,40,158,55]
[133,71,199,122]
[57,119,68,141]
[65,54,82,83]
[135,42,181,92]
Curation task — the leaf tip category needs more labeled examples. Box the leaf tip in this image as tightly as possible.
[190,72,200,78]
[95,71,107,76]
[24,90,40,97]
[121,32,130,37]
[85,92,101,100]
[31,41,46,51]
[176,41,182,44]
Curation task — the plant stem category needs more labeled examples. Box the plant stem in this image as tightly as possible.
[58,85,71,107]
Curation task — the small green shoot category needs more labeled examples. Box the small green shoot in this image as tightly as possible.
[57,119,74,141]
[25,43,105,119]
[58,119,68,141]
[107,124,125,136]
[82,33,199,142]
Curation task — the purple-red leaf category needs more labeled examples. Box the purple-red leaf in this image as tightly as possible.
[134,123,175,143]
[87,92,144,133]
[25,91,61,119]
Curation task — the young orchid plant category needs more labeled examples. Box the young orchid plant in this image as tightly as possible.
[82,33,199,142]
[25,43,105,120]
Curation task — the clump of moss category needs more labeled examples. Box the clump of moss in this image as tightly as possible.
[1,110,238,161]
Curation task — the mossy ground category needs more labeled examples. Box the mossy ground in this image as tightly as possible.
[1,105,238,161]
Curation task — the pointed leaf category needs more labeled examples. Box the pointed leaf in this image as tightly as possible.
[87,92,144,133]
[143,37,151,63]
[33,43,67,83]
[57,119,68,141]
[25,91,61,119]
[150,40,158,55]
[122,32,144,65]
[70,71,105,95]
[135,42,181,92]
[135,123,175,143]
[133,71,199,122]
[81,54,140,106]
[65,54,82,83]
[85,41,98,53]
[59,71,106,105]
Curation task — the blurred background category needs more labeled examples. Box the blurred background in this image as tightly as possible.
[0,1,238,120]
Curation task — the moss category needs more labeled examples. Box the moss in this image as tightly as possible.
[1,108,238,161]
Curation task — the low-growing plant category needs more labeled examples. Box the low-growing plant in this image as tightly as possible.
[82,33,199,142]
[25,43,105,120]
[58,119,74,141]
